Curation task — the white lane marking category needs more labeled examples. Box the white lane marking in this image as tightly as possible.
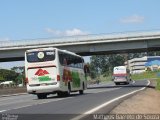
[0,96,36,106]
[71,80,150,120]
[0,97,73,113]
[86,87,121,94]
[0,110,6,113]
[132,80,135,84]
[0,87,119,111]
[0,94,31,102]
[93,88,121,94]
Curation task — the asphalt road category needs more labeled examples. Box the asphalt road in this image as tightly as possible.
[0,80,149,120]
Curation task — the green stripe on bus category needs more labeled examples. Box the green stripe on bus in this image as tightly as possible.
[38,76,51,82]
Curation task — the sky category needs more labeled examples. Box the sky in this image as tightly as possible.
[0,0,160,69]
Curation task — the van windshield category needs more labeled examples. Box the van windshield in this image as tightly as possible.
[27,51,55,62]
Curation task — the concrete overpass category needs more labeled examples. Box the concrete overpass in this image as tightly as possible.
[0,31,160,62]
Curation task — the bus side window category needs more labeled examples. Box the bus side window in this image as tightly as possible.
[69,55,75,67]
[58,52,68,66]
[63,58,67,66]
[58,52,63,65]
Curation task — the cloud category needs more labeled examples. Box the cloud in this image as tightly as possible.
[45,28,61,36]
[120,15,144,24]
[45,28,89,36]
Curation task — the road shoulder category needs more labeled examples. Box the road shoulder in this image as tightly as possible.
[110,87,160,114]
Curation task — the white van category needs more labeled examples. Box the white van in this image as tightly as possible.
[113,66,131,85]
[0,81,13,85]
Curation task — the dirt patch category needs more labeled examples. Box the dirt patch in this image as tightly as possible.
[110,88,160,114]
[0,87,27,96]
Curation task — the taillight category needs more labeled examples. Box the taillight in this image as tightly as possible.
[57,75,60,81]
[26,78,28,83]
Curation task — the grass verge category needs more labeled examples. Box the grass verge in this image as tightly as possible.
[131,71,157,80]
[156,78,160,90]
[87,74,112,84]
[131,71,160,90]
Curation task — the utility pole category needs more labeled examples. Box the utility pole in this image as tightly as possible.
[125,53,129,69]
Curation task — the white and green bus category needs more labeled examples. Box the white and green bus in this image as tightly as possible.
[25,47,87,99]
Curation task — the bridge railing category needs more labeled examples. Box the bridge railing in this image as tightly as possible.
[0,31,160,48]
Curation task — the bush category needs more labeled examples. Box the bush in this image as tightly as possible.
[90,71,97,79]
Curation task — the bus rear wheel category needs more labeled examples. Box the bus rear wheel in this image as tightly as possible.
[59,83,71,97]
[37,94,47,99]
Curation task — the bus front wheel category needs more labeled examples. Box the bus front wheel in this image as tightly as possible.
[79,82,84,95]
[65,83,71,96]
[57,92,65,97]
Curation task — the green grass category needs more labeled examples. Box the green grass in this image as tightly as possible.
[131,71,157,80]
[156,78,160,90]
[131,71,160,90]
[87,71,160,90]
[99,74,112,83]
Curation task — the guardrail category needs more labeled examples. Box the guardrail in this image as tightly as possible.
[0,30,160,48]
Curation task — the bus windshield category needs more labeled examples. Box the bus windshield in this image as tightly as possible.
[27,51,55,62]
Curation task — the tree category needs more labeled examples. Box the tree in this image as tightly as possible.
[11,66,24,74]
[89,51,160,79]
[89,54,125,77]
[0,76,4,81]
[0,69,18,83]
[11,66,25,85]
[89,56,100,79]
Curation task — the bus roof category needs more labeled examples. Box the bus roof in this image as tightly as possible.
[26,47,83,58]
[114,66,126,69]
[26,47,57,52]
[58,49,82,58]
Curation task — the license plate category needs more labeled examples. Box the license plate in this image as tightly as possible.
[41,83,47,86]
